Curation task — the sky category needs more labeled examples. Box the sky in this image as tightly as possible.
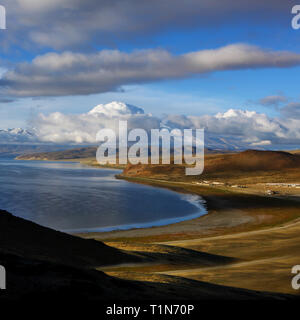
[0,1,300,148]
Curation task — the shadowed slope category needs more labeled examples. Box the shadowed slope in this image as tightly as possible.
[0,210,297,301]
[0,251,296,301]
[0,210,140,268]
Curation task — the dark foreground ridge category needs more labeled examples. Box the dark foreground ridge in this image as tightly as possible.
[0,209,140,268]
[0,210,298,301]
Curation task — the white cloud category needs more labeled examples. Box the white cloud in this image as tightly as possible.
[31,101,160,143]
[250,140,272,146]
[88,101,144,117]
[29,101,300,149]
[2,44,300,98]
[163,109,289,145]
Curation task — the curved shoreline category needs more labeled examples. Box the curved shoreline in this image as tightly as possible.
[6,158,208,234]
[13,158,268,240]
[15,158,300,243]
[64,194,207,233]
[13,158,300,296]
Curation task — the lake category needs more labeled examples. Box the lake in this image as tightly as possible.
[0,159,206,232]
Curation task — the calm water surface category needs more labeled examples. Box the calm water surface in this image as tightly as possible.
[0,159,206,232]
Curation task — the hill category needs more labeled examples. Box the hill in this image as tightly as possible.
[122,150,300,184]
[21,147,300,184]
[16,146,98,160]
[16,146,228,161]
[203,150,300,173]
[0,209,140,268]
[289,149,300,155]
[0,144,78,158]
[0,210,296,301]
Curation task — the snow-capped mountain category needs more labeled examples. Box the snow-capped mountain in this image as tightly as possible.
[0,126,249,150]
[204,132,253,150]
[0,102,284,150]
[88,101,144,116]
[0,128,37,143]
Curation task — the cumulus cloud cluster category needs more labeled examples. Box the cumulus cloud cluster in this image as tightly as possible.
[0,1,298,150]
[0,0,292,50]
[31,102,160,144]
[2,44,300,98]
[30,101,300,149]
[163,109,299,147]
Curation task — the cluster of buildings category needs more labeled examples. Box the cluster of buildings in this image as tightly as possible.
[194,181,247,189]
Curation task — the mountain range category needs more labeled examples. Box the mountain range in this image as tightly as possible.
[0,127,286,152]
[0,128,252,151]
[0,102,295,151]
[0,128,36,143]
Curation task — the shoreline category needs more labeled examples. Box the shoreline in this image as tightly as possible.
[14,157,300,242]
[78,175,300,242]
[82,174,300,295]
[11,157,300,294]
[10,158,208,234]
[64,193,207,234]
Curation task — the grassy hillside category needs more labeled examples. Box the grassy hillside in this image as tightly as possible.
[1,209,293,301]
[122,150,300,184]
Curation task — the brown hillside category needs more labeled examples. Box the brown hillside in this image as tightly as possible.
[204,150,300,173]
[121,150,300,183]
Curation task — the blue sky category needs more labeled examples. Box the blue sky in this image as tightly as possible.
[0,0,299,149]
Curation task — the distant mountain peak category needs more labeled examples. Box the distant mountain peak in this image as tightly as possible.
[0,127,36,143]
[88,101,144,117]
